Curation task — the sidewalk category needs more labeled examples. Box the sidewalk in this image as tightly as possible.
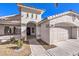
[28,39,52,56]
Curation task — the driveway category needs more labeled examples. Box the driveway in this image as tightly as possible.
[47,39,79,56]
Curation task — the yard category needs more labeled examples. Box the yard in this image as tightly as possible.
[0,42,31,56]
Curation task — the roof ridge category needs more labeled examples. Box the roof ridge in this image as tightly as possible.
[17,3,44,12]
[0,14,20,18]
[39,10,79,24]
[47,10,79,20]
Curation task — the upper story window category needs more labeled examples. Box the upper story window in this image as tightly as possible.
[31,14,38,19]
[26,13,29,18]
[32,27,35,33]
[31,14,33,18]
[36,14,38,19]
[26,13,38,19]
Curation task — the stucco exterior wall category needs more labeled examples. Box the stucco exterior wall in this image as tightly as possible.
[0,25,4,35]
[21,9,42,40]
[21,11,42,23]
[40,21,50,44]
[78,28,79,39]
[50,15,73,25]
[36,25,41,39]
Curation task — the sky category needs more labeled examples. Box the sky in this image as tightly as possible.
[0,3,19,16]
[0,3,79,19]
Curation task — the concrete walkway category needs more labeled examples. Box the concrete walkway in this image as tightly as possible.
[28,39,52,56]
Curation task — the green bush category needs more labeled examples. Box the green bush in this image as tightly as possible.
[15,39,23,48]
[10,37,23,49]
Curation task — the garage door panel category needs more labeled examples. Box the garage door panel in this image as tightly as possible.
[53,27,68,42]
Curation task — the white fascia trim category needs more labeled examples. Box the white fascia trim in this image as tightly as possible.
[0,14,18,18]
[47,11,79,20]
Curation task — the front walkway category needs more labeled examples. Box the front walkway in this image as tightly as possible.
[28,39,52,56]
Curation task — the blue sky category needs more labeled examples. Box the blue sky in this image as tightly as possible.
[0,3,79,19]
[0,3,19,16]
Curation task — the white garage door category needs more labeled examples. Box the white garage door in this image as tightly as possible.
[53,27,68,42]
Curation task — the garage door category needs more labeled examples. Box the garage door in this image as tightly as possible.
[53,27,68,42]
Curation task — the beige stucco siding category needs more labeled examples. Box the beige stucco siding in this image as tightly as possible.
[78,28,79,39]
[49,15,73,25]
[40,21,50,44]
[21,7,43,40]
[36,26,41,39]
[0,25,4,35]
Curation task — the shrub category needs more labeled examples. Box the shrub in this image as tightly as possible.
[15,39,23,48]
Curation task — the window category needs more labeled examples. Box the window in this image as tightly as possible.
[72,15,76,21]
[31,14,33,18]
[32,28,35,33]
[27,13,29,18]
[36,15,37,19]
[4,26,12,35]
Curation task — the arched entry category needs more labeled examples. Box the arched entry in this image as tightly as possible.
[52,22,78,42]
[27,21,36,38]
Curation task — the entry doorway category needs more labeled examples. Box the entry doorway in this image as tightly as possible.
[27,21,36,39]
[27,27,31,36]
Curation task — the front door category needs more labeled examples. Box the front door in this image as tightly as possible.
[27,27,31,35]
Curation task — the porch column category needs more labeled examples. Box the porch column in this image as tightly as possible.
[36,24,41,39]
[21,25,27,41]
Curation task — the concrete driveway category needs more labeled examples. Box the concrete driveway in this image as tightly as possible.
[47,39,79,56]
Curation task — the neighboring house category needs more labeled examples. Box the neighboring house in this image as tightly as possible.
[0,4,79,45]
[0,14,21,42]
